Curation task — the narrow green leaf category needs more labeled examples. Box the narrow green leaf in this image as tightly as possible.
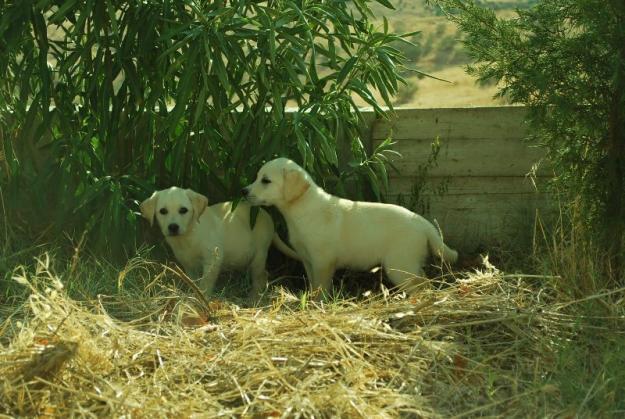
[49,0,79,24]
[336,56,357,85]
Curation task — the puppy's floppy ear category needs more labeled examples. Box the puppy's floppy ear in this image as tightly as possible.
[185,189,208,219]
[283,167,310,204]
[140,192,158,227]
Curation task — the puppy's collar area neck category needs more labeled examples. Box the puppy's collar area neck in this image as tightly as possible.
[280,187,316,213]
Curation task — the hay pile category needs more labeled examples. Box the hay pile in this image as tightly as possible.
[1,257,575,417]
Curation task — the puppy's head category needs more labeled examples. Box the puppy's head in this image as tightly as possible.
[140,187,208,237]
[243,157,311,209]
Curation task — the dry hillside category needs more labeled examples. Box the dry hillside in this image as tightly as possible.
[370,0,535,108]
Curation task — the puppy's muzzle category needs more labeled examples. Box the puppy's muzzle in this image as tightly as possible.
[168,223,180,235]
[242,186,260,204]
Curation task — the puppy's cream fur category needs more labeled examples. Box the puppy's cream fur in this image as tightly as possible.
[244,158,458,294]
[140,186,298,298]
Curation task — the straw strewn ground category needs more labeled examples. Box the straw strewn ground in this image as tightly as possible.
[0,256,621,417]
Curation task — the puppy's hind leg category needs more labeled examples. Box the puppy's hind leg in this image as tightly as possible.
[384,251,429,295]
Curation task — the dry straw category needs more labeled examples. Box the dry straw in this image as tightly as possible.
[0,256,583,417]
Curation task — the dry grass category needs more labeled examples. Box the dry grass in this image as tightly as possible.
[0,254,621,417]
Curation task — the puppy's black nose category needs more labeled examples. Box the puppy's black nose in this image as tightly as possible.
[241,187,249,197]
[168,223,179,234]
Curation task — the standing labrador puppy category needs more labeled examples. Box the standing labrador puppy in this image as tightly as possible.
[140,187,298,299]
[243,158,458,295]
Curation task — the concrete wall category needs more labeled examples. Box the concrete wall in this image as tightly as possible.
[365,106,553,251]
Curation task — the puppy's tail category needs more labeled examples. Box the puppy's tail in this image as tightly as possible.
[426,222,458,264]
[272,234,301,261]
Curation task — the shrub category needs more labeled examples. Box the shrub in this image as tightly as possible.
[0,0,409,259]
[431,0,625,283]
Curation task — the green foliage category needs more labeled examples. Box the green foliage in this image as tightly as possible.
[431,0,625,279]
[0,0,409,259]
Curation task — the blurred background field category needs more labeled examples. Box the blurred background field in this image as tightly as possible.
[365,0,536,108]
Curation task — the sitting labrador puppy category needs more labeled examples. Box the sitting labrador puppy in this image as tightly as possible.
[243,158,458,295]
[140,186,298,299]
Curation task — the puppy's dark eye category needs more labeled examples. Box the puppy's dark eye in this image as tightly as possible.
[261,177,271,184]
[159,208,168,215]
[179,207,188,214]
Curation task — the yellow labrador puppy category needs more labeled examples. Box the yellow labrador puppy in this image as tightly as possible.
[140,186,298,298]
[243,158,458,294]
